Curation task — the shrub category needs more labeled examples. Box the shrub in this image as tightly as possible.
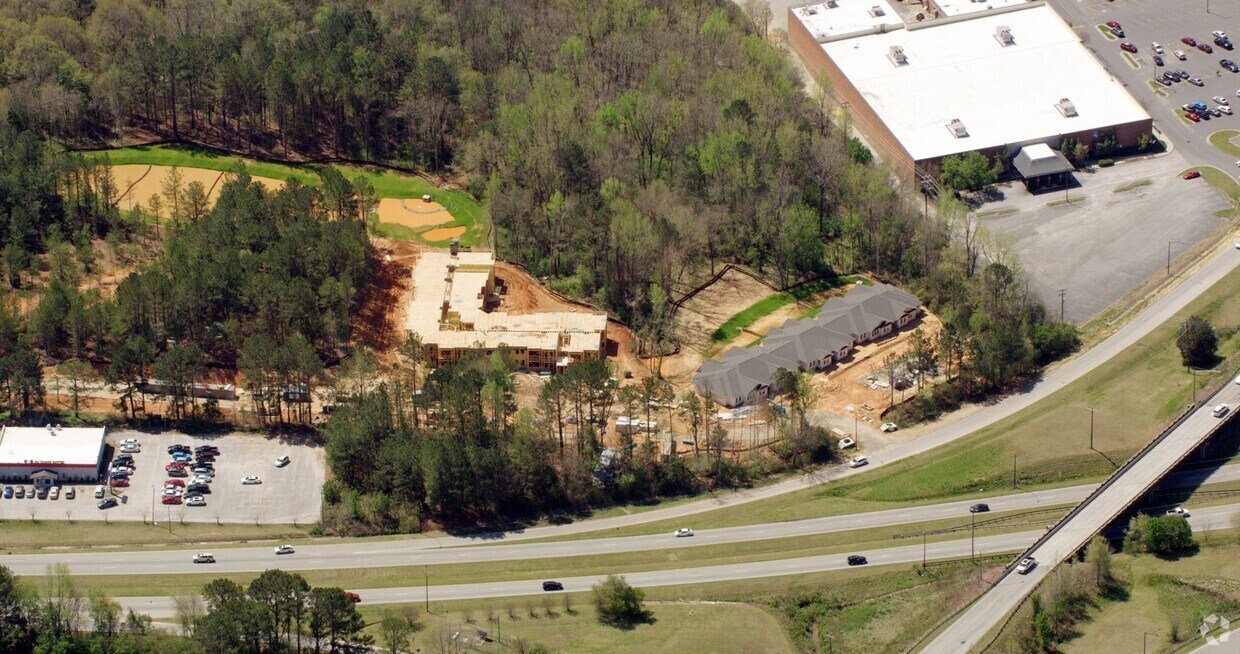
[1176,315,1218,368]
[593,575,651,628]
[1144,516,1195,553]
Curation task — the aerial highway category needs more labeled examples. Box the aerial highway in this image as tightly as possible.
[6,462,1238,577]
[925,385,1240,653]
[108,504,1240,619]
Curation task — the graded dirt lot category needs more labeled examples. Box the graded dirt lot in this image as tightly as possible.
[421,226,467,242]
[662,267,777,383]
[376,197,453,229]
[112,165,285,213]
[0,431,324,525]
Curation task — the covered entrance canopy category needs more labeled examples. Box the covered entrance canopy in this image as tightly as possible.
[1013,143,1074,191]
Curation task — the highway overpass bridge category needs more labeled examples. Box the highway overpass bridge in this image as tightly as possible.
[923,382,1240,653]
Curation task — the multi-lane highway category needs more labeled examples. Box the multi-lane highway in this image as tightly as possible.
[6,462,1239,577]
[926,385,1240,653]
[109,504,1240,619]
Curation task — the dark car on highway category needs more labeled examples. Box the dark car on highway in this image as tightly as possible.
[542,581,564,591]
[847,555,868,566]
[970,503,990,513]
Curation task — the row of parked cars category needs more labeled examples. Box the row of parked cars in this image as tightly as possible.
[2,485,74,500]
[162,443,222,507]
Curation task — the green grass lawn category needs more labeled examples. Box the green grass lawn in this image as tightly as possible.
[710,276,868,342]
[1096,25,1117,41]
[87,144,488,247]
[1208,129,1240,156]
[1046,539,1240,654]
[362,602,795,654]
[0,519,318,553]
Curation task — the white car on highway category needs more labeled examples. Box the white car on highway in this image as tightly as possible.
[275,544,295,555]
[1212,404,1230,418]
[1015,557,1037,574]
[1166,506,1190,518]
[673,528,694,538]
[848,455,869,468]
[242,476,262,485]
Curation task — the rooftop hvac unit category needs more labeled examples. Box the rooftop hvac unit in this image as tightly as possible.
[947,119,968,138]
[1055,98,1078,117]
[869,5,885,16]
[995,26,1014,45]
[805,5,819,14]
[888,45,909,66]
[827,0,838,7]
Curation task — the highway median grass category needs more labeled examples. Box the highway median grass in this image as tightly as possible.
[0,519,318,553]
[41,510,1051,597]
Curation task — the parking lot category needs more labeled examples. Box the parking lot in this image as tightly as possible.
[975,150,1228,324]
[0,430,324,524]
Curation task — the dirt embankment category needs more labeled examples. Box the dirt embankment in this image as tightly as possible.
[353,240,420,363]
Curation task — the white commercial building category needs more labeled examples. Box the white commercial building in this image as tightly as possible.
[789,2,1153,180]
[0,425,106,486]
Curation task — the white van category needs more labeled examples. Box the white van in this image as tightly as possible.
[1212,403,1230,418]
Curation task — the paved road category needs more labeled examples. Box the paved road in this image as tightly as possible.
[926,386,1240,653]
[110,505,1240,619]
[8,461,1239,577]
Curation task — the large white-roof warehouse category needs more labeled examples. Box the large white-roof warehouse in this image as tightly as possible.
[0,425,106,484]
[788,1,1153,181]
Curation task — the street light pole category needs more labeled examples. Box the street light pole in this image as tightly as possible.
[922,531,927,568]
[971,512,976,562]
[1167,241,1184,276]
[1012,453,1018,489]
[1088,407,1096,451]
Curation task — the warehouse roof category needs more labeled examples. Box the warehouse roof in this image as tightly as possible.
[0,426,106,468]
[817,4,1150,161]
[933,0,1029,17]
[791,0,904,43]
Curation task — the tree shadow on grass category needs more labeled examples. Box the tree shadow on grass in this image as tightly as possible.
[600,612,657,632]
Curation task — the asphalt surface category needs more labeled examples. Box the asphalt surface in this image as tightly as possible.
[6,461,1238,577]
[927,383,1240,653]
[109,504,1240,619]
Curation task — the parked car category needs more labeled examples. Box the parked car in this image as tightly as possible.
[111,478,129,488]
[1217,37,1234,50]
[275,545,295,555]
[1110,26,1124,38]
[275,456,291,468]
[1106,20,1121,29]
[847,555,868,566]
[1224,59,1240,72]
[242,476,262,485]
[191,466,214,475]
[1175,49,1188,60]
[1153,54,1165,66]
[1167,507,1191,518]
[36,487,48,499]
[970,503,990,513]
[165,463,186,472]
[49,487,59,500]
[1200,43,1215,53]
[165,479,186,488]
[3,486,13,498]
[186,483,210,494]
[97,497,118,510]
[194,445,219,455]
[674,528,695,538]
[1190,76,1206,86]
[1213,404,1230,417]
[168,444,191,455]
[186,495,207,507]
[168,468,188,478]
[342,591,362,602]
[1120,41,1137,53]
[119,444,140,454]
[119,438,141,447]
[1183,37,1198,47]
[1016,557,1038,574]
[94,485,105,498]
[1215,30,1230,40]
[1186,112,1202,122]
[193,553,215,564]
[64,487,75,499]
[1151,42,1165,54]
[162,496,182,505]
[541,582,563,592]
[161,487,182,497]
[1222,105,1234,114]
[848,455,869,468]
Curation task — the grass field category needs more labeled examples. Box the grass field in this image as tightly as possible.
[1208,129,1240,157]
[710,276,868,342]
[1035,539,1240,654]
[361,602,795,654]
[87,145,488,247]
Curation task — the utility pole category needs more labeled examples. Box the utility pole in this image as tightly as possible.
[922,531,927,568]
[1088,407,1096,451]
[1012,453,1018,489]
[971,512,976,562]
[1168,241,1184,276]
[1058,289,1066,322]
[425,568,430,612]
